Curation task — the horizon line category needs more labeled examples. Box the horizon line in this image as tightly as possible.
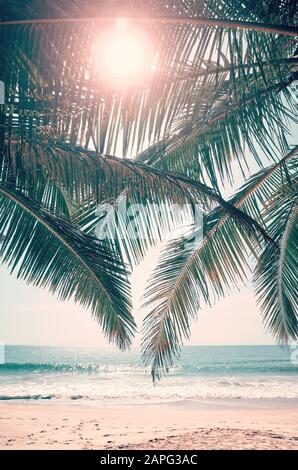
[3,343,281,349]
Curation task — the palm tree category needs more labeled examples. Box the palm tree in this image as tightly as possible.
[0,0,297,380]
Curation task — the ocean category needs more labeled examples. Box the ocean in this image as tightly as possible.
[0,345,297,405]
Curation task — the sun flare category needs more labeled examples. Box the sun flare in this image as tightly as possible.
[99,19,148,81]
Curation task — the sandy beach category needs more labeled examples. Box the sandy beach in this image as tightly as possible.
[1,400,297,450]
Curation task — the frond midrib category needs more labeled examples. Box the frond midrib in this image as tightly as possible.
[1,16,297,37]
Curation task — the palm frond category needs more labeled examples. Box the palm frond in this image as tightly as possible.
[0,182,135,349]
[4,142,216,205]
[254,191,298,343]
[1,1,296,25]
[207,146,298,228]
[0,143,73,216]
[136,78,297,190]
[63,143,273,267]
[142,147,298,380]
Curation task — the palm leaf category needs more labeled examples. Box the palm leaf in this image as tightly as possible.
[254,191,298,342]
[4,142,217,206]
[206,146,298,229]
[142,146,298,379]
[136,78,297,190]
[0,143,74,217]
[142,218,258,381]
[0,182,135,349]
[74,189,194,267]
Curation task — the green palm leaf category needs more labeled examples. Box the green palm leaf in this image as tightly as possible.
[142,147,298,380]
[137,78,296,190]
[5,143,217,206]
[142,218,258,381]
[0,183,135,349]
[254,191,298,342]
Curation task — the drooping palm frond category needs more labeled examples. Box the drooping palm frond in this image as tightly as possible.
[141,229,207,382]
[142,217,258,380]
[254,190,298,343]
[1,135,273,334]
[0,182,135,349]
[142,146,298,380]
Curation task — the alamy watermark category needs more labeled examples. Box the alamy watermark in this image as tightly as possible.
[93,199,204,245]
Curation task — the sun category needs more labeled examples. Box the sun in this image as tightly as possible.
[98,18,148,82]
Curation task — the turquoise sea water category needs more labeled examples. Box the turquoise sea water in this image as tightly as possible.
[0,345,297,404]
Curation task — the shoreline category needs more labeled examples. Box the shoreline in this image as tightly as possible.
[1,399,297,450]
